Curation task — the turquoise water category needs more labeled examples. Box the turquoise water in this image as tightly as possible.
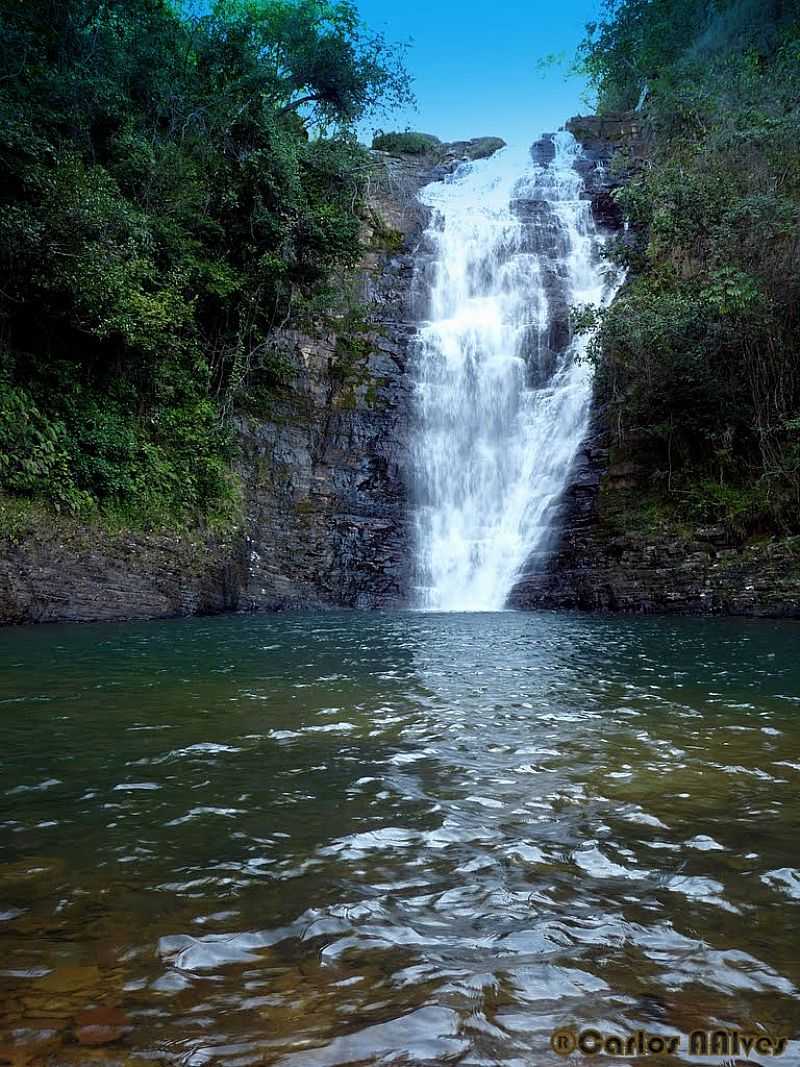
[0,611,799,1065]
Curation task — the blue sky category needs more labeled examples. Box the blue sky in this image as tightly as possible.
[357,0,602,147]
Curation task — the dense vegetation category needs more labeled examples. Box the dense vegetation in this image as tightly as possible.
[578,0,800,536]
[0,0,410,527]
[371,130,440,155]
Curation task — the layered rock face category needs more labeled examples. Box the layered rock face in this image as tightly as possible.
[515,133,601,388]
[509,114,800,618]
[0,139,502,624]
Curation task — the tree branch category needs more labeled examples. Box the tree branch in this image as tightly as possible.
[278,93,321,116]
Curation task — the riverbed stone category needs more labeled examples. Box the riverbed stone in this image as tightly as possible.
[36,968,100,997]
[75,1008,128,1048]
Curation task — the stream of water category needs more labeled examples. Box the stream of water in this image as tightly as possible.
[1,611,799,1065]
[412,134,620,611]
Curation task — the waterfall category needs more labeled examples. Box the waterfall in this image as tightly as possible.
[411,131,620,612]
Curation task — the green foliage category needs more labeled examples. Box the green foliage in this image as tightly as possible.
[576,0,800,534]
[682,479,772,537]
[0,385,92,514]
[0,373,236,527]
[367,209,404,252]
[577,0,793,114]
[0,0,411,525]
[371,131,441,155]
[214,0,413,125]
[578,0,708,112]
[330,305,377,407]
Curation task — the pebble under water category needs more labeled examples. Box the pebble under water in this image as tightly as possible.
[0,610,799,1065]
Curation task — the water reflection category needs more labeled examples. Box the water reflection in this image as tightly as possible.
[0,611,798,1065]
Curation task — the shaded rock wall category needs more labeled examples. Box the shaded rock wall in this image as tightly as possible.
[234,320,414,613]
[509,409,800,618]
[0,525,245,625]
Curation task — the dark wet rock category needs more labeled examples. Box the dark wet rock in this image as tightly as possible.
[0,528,245,624]
[567,112,651,161]
[530,135,556,166]
[591,187,625,230]
[566,111,650,231]
[509,411,800,617]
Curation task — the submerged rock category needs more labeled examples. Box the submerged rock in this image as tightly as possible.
[75,1006,129,1046]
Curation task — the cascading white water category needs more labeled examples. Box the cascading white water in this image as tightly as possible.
[412,131,620,612]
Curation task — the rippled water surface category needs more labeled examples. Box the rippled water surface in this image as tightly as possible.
[1,611,799,1065]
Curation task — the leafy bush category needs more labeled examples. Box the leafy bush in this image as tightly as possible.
[0,375,237,527]
[0,385,92,514]
[371,131,441,155]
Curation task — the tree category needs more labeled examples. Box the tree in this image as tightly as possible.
[203,0,412,126]
[573,0,800,533]
[578,0,706,112]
